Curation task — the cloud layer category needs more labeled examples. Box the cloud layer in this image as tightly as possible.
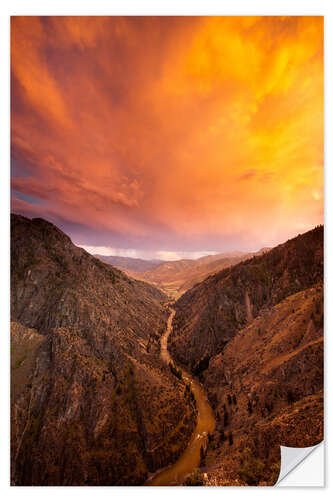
[11,16,323,254]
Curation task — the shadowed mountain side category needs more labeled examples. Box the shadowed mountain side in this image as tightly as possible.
[10,214,196,485]
[168,225,323,485]
[169,226,323,370]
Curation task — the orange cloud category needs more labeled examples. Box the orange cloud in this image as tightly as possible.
[11,16,323,252]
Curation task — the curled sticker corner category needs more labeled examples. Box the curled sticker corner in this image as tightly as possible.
[276,442,324,486]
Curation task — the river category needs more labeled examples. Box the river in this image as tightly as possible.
[146,307,215,486]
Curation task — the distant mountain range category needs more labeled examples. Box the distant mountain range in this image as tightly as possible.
[95,249,271,298]
[94,254,165,272]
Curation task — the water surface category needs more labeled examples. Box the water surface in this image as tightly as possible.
[147,308,215,486]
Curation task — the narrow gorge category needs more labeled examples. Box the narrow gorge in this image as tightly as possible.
[147,307,215,485]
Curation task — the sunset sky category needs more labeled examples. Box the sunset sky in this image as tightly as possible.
[11,16,323,260]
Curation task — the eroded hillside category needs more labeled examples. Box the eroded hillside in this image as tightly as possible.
[11,214,196,485]
[169,226,323,371]
[202,285,323,485]
[169,226,323,485]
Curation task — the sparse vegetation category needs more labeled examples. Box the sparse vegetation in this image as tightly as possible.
[287,390,296,405]
[200,445,205,465]
[15,354,27,369]
[219,429,225,443]
[247,401,253,415]
[184,469,204,486]
[238,449,265,485]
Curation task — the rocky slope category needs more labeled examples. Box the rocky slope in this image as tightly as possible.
[202,284,323,485]
[178,249,269,294]
[169,226,323,371]
[168,226,323,485]
[11,214,196,485]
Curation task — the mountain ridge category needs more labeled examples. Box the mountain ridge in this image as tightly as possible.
[119,249,271,298]
[168,225,323,485]
[94,254,165,272]
[10,214,323,486]
[10,213,196,485]
[169,225,323,369]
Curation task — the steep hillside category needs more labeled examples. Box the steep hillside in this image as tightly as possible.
[94,254,165,272]
[11,214,196,485]
[201,285,323,485]
[169,226,323,371]
[168,225,323,485]
[178,249,269,294]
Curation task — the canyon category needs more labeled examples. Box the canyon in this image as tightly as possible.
[11,215,323,486]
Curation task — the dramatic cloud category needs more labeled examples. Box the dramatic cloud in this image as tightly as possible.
[11,16,323,255]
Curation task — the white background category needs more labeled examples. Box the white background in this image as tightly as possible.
[1,0,332,498]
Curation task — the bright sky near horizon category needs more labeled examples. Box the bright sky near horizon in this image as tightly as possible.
[11,16,323,260]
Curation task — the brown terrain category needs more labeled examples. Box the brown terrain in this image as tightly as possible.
[11,215,324,486]
[10,214,196,485]
[98,249,269,299]
[169,225,323,485]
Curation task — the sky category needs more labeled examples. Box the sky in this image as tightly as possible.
[11,16,323,260]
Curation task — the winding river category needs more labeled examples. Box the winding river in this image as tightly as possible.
[146,308,215,486]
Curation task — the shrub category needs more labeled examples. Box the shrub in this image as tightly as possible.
[269,462,281,485]
[287,390,296,405]
[247,400,253,414]
[184,470,204,486]
[265,402,273,414]
[200,445,205,465]
[238,449,265,485]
